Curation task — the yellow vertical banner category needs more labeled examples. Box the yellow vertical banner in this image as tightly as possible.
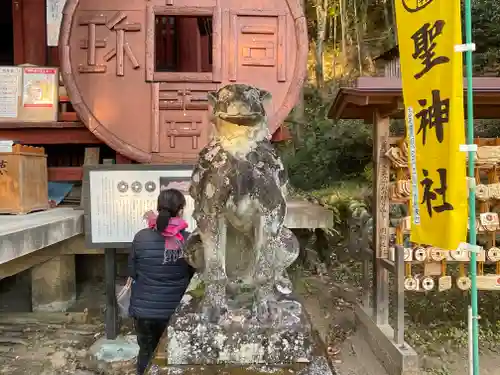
[394,0,467,250]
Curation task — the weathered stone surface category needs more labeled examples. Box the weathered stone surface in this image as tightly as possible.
[149,277,336,373]
[31,254,76,312]
[150,300,336,374]
[161,291,312,365]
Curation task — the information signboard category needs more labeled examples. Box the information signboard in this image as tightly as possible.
[83,165,194,248]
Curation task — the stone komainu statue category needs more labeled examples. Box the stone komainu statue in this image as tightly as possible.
[184,83,300,324]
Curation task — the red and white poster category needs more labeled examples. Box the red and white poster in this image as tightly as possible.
[22,68,57,108]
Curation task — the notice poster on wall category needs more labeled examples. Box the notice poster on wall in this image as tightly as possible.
[0,67,21,120]
[20,67,58,122]
[46,0,67,46]
[22,68,57,108]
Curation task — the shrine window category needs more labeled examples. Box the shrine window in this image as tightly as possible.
[154,16,213,73]
[146,6,221,82]
[0,0,14,65]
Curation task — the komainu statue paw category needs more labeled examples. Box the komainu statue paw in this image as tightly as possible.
[275,275,293,295]
[251,288,279,324]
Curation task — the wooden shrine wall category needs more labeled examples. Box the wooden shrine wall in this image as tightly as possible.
[13,0,48,66]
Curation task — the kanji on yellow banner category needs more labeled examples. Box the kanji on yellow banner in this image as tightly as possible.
[394,0,467,250]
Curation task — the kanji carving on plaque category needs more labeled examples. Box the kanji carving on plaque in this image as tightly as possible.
[103,11,141,76]
[165,120,202,150]
[0,160,7,176]
[78,15,108,73]
[229,13,287,82]
[241,41,275,67]
[160,89,210,111]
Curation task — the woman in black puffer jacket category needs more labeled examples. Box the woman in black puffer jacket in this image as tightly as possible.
[128,188,194,375]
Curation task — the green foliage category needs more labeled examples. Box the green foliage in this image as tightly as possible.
[471,0,500,74]
[288,0,500,193]
[282,88,373,191]
[291,182,369,271]
[474,119,500,137]
[308,182,369,209]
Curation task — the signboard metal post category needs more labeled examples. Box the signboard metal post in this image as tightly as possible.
[105,248,119,340]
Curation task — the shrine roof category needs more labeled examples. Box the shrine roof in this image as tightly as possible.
[328,76,500,121]
[373,46,400,61]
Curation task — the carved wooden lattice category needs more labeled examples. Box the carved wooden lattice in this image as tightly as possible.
[229,10,287,83]
[151,82,215,154]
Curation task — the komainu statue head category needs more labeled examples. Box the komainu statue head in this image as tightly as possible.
[206,85,272,153]
[207,84,272,126]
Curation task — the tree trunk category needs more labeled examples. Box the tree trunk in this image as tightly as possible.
[391,0,398,44]
[292,0,306,144]
[314,0,328,88]
[353,0,363,74]
[332,11,338,79]
[360,0,376,74]
[339,0,347,71]
[383,0,394,47]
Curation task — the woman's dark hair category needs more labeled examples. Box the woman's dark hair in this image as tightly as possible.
[156,189,186,233]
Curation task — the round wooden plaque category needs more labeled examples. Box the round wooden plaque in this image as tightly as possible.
[60,0,308,163]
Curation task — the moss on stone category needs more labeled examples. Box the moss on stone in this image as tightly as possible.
[187,279,205,299]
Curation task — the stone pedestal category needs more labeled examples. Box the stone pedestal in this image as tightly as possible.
[147,284,336,375]
[147,356,334,375]
[31,255,76,312]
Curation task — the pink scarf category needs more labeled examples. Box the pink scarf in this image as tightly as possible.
[145,212,188,263]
